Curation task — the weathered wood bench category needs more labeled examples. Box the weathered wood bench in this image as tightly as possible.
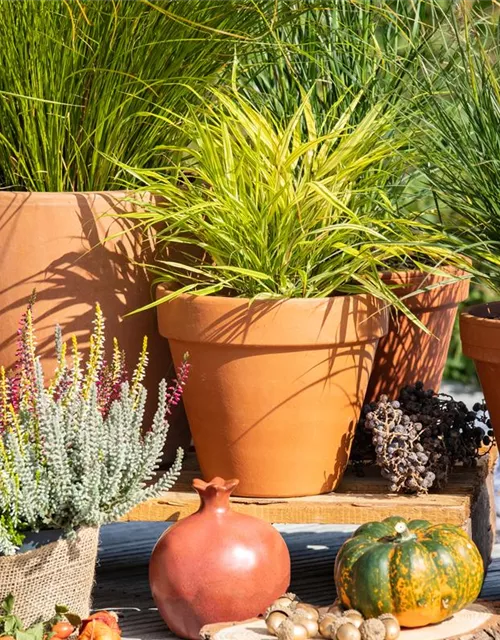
[124,449,497,567]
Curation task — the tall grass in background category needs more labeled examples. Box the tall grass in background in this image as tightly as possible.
[0,0,270,191]
[404,1,500,384]
[416,5,500,284]
[238,1,455,125]
[234,1,466,258]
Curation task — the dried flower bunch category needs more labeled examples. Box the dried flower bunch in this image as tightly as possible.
[353,383,492,494]
[0,298,187,554]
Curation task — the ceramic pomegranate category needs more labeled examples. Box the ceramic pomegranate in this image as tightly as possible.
[149,477,291,639]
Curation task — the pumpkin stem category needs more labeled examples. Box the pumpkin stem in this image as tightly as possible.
[393,521,416,542]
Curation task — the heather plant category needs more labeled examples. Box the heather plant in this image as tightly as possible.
[0,299,187,555]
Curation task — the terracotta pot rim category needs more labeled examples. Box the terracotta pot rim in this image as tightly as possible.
[156,285,385,307]
[0,189,130,197]
[380,264,470,283]
[157,286,388,348]
[461,301,500,326]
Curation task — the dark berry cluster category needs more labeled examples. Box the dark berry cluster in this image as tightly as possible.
[351,382,493,494]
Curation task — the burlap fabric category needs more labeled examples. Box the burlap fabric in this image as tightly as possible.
[0,527,99,626]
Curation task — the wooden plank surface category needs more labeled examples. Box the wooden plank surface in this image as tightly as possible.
[94,523,500,640]
[200,603,500,640]
[123,451,495,527]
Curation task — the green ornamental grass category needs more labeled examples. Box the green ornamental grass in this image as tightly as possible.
[120,85,467,323]
[416,7,500,293]
[0,0,270,191]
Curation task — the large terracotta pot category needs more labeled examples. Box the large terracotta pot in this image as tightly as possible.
[0,191,189,459]
[157,290,388,497]
[460,302,500,439]
[365,267,470,404]
[149,476,291,640]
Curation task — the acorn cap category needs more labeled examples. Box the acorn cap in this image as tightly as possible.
[266,605,294,618]
[318,613,338,624]
[328,617,353,635]
[377,614,397,622]
[277,618,295,640]
[284,593,300,602]
[359,619,386,640]
[344,610,363,619]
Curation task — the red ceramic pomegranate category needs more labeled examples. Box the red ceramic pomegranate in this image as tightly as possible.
[149,477,291,639]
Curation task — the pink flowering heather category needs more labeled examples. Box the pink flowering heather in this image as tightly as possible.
[0,299,189,430]
[165,355,190,415]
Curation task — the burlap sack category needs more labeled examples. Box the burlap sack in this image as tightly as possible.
[0,527,99,627]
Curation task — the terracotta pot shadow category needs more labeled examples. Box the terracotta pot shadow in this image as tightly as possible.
[365,268,470,404]
[157,289,388,497]
[0,191,190,460]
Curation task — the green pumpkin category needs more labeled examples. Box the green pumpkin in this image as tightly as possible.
[334,516,484,628]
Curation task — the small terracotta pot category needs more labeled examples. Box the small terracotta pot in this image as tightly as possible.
[157,290,388,497]
[149,477,290,639]
[460,302,500,439]
[0,191,190,460]
[365,267,470,404]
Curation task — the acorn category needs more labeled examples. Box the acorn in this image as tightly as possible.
[328,604,345,617]
[378,614,400,640]
[318,613,340,637]
[265,606,293,636]
[335,623,361,640]
[359,619,386,640]
[343,610,363,629]
[294,603,319,621]
[274,593,300,609]
[326,617,353,639]
[277,618,309,640]
[291,612,318,638]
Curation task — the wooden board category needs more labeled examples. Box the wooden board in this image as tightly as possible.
[123,450,497,566]
[201,602,500,640]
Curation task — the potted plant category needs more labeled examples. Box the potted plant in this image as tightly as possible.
[121,83,465,498]
[414,11,500,438]
[237,0,472,403]
[0,0,266,459]
[0,297,186,626]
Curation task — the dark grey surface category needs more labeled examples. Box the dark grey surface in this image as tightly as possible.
[93,522,500,640]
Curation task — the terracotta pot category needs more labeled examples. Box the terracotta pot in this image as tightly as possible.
[157,290,388,497]
[365,267,470,404]
[0,191,190,460]
[149,476,291,639]
[460,302,500,439]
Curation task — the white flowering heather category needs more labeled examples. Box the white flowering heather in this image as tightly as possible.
[0,300,187,555]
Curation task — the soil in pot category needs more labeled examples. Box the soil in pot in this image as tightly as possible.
[460,301,500,441]
[0,191,190,460]
[157,289,388,498]
[365,267,470,404]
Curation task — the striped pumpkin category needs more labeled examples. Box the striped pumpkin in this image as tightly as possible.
[334,516,484,627]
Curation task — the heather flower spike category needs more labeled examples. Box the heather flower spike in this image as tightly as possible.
[0,300,187,554]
